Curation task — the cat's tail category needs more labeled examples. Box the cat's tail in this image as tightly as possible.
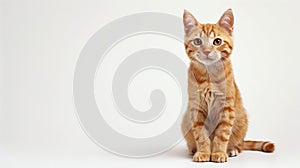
[242,140,275,153]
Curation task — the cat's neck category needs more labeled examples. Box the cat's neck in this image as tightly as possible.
[189,59,233,84]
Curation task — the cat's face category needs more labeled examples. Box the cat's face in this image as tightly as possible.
[184,9,234,65]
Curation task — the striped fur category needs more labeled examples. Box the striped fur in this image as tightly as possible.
[242,141,275,153]
[181,9,274,163]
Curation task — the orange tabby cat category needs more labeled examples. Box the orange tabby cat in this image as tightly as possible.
[181,9,274,163]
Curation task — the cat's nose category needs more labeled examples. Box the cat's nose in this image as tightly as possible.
[203,50,211,56]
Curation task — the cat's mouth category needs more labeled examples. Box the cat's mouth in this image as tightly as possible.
[201,57,215,61]
[193,53,220,65]
[195,56,219,65]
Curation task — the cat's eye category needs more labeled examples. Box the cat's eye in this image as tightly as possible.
[193,38,203,46]
[213,38,223,46]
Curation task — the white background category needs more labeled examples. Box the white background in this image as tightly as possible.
[1,0,300,167]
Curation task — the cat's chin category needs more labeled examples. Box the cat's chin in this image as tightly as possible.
[194,58,219,66]
[200,60,219,66]
[193,55,220,66]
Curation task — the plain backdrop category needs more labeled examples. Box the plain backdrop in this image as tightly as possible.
[1,0,300,167]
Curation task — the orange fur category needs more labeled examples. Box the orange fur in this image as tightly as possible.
[181,9,274,163]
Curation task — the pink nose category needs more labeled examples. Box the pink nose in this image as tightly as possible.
[203,50,211,56]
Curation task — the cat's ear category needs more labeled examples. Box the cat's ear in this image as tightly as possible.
[217,9,234,35]
[183,10,198,35]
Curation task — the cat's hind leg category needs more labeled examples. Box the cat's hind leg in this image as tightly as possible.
[181,112,196,155]
[184,129,197,155]
[227,147,240,157]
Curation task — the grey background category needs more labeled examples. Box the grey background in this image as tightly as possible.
[1,0,300,167]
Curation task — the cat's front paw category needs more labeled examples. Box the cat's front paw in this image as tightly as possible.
[211,152,228,163]
[193,152,210,162]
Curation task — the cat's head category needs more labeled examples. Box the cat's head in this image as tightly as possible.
[183,9,234,65]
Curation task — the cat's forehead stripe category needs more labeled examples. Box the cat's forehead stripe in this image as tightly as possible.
[200,31,204,38]
[210,32,215,38]
[200,24,217,37]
